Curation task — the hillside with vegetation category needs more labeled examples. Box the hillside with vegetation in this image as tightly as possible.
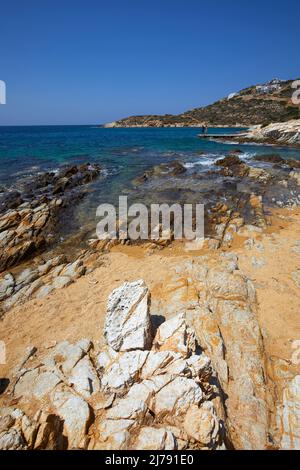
[104,79,300,128]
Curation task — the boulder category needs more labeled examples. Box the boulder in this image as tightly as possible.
[215,156,250,178]
[254,154,284,164]
[95,419,133,450]
[248,167,271,182]
[68,356,100,398]
[106,397,148,421]
[154,376,203,417]
[0,427,25,450]
[153,313,196,357]
[51,387,91,449]
[183,403,220,447]
[135,427,177,450]
[43,339,91,374]
[101,350,149,393]
[104,280,152,352]
[14,369,61,400]
[215,156,243,167]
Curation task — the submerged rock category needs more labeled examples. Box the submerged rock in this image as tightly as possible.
[133,161,186,185]
[215,156,250,178]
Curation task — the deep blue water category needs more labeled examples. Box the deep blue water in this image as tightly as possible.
[1,125,300,185]
[1,125,300,239]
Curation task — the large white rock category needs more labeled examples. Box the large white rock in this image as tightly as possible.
[183,402,220,447]
[95,419,134,450]
[135,427,177,450]
[0,428,25,450]
[44,339,91,374]
[153,313,196,357]
[127,382,156,404]
[14,369,61,400]
[106,397,148,421]
[154,376,203,416]
[104,280,152,352]
[51,388,91,449]
[101,351,149,392]
[68,356,100,398]
[141,351,179,378]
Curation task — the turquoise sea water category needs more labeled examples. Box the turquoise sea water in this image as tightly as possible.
[1,125,300,184]
[1,125,300,241]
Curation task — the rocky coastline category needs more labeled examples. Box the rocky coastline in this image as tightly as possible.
[230,119,300,148]
[0,144,300,450]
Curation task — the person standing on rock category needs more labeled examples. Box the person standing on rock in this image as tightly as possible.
[202,123,208,134]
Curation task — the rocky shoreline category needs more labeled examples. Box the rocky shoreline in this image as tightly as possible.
[1,149,300,314]
[226,119,300,148]
[0,163,102,272]
[0,147,300,450]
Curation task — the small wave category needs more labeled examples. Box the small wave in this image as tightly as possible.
[184,159,216,169]
[160,151,186,158]
[100,168,111,178]
[100,166,120,178]
[183,153,220,169]
[239,152,257,161]
[183,151,257,170]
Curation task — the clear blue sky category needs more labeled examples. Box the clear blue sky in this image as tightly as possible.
[0,0,299,125]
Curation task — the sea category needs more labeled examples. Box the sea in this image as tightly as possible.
[1,125,300,244]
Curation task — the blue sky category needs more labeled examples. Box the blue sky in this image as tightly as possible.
[0,0,299,125]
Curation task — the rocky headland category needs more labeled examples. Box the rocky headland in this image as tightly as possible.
[230,119,300,147]
[104,79,300,128]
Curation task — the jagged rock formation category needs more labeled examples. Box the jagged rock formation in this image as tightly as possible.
[0,264,299,450]
[2,153,300,317]
[104,79,300,128]
[0,164,101,273]
[150,254,271,449]
[235,119,300,146]
[0,256,86,313]
[0,282,227,450]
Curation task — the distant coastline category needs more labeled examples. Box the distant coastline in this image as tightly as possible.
[103,78,300,129]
